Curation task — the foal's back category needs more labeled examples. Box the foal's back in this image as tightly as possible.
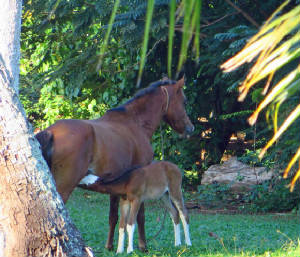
[127,161,182,200]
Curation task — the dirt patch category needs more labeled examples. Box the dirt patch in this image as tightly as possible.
[185,200,244,214]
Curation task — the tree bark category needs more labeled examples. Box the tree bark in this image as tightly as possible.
[0,1,92,256]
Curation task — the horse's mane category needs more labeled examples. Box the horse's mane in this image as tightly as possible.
[107,79,176,113]
[133,79,176,100]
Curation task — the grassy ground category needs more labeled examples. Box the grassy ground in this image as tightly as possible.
[66,188,300,257]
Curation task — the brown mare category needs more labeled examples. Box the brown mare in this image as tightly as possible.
[79,161,192,254]
[35,77,194,251]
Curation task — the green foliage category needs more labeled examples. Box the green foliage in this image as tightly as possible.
[196,178,300,214]
[238,149,274,168]
[21,0,139,127]
[247,179,300,213]
[21,84,108,129]
[235,149,300,213]
[197,183,234,208]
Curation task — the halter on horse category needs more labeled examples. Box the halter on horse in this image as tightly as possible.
[35,77,194,251]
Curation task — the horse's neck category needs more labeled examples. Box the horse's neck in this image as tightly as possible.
[137,112,162,138]
[131,99,164,138]
[99,110,162,137]
[101,95,165,138]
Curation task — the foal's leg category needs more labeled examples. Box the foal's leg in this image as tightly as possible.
[116,199,130,253]
[136,203,147,251]
[127,199,142,253]
[169,189,191,246]
[161,194,181,246]
[106,195,120,250]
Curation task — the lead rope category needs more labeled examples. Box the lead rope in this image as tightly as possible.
[160,123,165,161]
[148,87,170,242]
[159,86,169,160]
[147,125,168,242]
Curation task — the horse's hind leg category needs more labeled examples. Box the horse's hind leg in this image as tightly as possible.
[53,154,90,203]
[161,193,181,246]
[106,195,120,250]
[169,189,191,246]
[136,203,147,251]
[127,198,142,254]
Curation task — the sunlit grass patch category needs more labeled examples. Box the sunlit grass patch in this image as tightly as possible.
[66,188,299,257]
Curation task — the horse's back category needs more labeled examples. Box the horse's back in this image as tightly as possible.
[126,161,178,200]
[47,119,95,162]
[145,161,181,177]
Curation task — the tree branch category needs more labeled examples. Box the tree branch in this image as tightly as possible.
[224,0,260,28]
[200,12,238,28]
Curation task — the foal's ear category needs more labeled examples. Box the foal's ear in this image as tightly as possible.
[177,76,185,88]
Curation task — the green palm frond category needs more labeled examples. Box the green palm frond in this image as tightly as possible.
[221,1,300,191]
[137,0,155,87]
[167,0,176,78]
[176,0,202,77]
[97,0,120,70]
[100,0,202,82]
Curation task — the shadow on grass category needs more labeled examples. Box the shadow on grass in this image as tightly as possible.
[66,188,300,257]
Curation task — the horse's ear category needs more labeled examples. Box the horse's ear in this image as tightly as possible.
[177,76,185,88]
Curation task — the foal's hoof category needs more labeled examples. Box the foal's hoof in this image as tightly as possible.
[127,248,133,254]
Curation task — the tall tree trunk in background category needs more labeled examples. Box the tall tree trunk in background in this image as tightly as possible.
[0,1,92,256]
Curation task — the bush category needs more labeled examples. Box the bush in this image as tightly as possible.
[247,178,300,213]
[195,178,300,213]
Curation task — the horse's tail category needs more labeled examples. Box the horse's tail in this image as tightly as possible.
[35,130,54,169]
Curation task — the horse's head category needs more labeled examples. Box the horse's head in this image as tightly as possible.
[162,77,194,138]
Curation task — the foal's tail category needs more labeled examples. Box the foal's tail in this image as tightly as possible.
[35,130,54,169]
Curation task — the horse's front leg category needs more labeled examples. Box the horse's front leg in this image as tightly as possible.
[136,203,147,252]
[105,194,120,250]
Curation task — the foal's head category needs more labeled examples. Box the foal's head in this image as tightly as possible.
[162,77,194,138]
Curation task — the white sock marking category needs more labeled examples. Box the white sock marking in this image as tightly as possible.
[79,174,99,186]
[179,213,191,246]
[173,222,181,246]
[126,224,135,253]
[116,228,125,253]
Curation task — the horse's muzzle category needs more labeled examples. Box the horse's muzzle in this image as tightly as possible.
[182,124,194,139]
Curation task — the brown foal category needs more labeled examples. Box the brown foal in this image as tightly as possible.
[79,161,192,254]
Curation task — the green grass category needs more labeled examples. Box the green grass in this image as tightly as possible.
[66,188,300,257]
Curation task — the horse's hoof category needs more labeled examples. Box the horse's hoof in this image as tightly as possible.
[138,246,148,252]
[105,244,114,251]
